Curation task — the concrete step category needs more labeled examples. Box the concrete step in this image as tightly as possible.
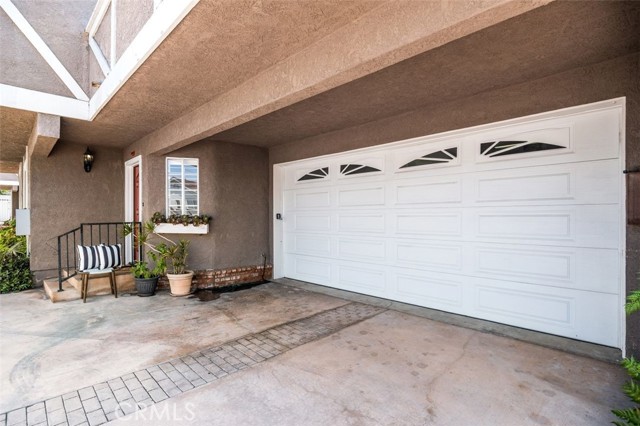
[44,268,136,303]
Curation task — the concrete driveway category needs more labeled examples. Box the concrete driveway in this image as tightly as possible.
[0,280,629,425]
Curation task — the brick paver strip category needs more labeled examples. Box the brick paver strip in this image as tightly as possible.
[1,302,384,426]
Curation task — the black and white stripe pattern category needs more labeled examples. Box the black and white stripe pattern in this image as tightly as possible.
[77,245,99,271]
[98,244,122,270]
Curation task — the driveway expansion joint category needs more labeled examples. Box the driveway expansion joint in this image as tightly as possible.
[1,302,385,426]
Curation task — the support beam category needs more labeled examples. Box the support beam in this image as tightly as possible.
[27,113,60,158]
[0,84,89,120]
[89,37,111,76]
[128,0,552,156]
[0,0,89,101]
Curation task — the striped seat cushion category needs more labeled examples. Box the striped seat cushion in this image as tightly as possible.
[77,245,100,271]
[98,244,122,270]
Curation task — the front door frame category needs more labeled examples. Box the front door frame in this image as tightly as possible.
[124,155,143,264]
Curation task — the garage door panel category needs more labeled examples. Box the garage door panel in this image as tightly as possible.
[337,238,386,262]
[284,233,332,257]
[286,255,332,283]
[472,280,619,347]
[469,108,620,172]
[393,271,464,309]
[338,185,385,207]
[287,213,332,233]
[477,210,572,241]
[474,205,619,248]
[285,189,331,210]
[338,213,386,234]
[394,180,462,205]
[394,212,463,237]
[476,284,573,327]
[473,159,620,205]
[337,264,386,295]
[473,246,619,293]
[476,172,572,202]
[476,247,571,281]
[394,241,463,272]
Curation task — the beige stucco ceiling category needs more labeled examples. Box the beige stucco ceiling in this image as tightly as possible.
[60,0,384,147]
[58,0,640,151]
[213,0,640,147]
[0,106,35,168]
[4,0,636,160]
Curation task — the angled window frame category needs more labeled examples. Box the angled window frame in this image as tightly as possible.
[166,157,200,216]
[475,126,573,164]
[399,147,459,170]
[395,143,461,173]
[297,167,329,182]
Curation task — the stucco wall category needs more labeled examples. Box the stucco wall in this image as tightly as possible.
[141,140,269,271]
[0,0,94,96]
[30,141,124,275]
[269,52,640,354]
[115,0,153,61]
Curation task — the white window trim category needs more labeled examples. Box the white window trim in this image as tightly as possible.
[165,157,199,216]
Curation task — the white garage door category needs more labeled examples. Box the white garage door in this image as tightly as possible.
[274,101,624,348]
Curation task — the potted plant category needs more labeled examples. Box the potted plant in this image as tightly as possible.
[130,260,162,297]
[124,222,194,296]
[155,238,193,296]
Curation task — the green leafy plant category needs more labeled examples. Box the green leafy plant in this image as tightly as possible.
[0,219,32,293]
[151,211,211,226]
[123,221,190,275]
[130,257,165,279]
[613,289,640,425]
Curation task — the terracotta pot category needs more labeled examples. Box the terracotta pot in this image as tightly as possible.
[167,271,194,296]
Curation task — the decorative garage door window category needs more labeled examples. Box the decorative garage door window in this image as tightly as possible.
[340,164,381,176]
[400,147,458,169]
[480,140,565,158]
[166,157,199,215]
[298,167,329,181]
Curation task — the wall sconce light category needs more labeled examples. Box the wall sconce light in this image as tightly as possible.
[83,148,94,173]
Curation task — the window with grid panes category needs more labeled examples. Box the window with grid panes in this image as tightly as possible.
[166,158,199,216]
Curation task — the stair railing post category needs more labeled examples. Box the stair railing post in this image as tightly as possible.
[57,236,63,292]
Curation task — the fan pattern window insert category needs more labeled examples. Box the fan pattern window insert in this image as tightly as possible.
[340,164,381,175]
[400,147,458,169]
[298,167,329,181]
[480,140,565,158]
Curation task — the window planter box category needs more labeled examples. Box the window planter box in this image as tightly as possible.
[154,223,209,234]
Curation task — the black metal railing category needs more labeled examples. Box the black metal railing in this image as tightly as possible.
[57,222,142,291]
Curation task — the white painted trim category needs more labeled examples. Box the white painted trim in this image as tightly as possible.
[86,0,111,36]
[0,84,89,120]
[124,155,142,264]
[165,157,199,216]
[619,98,627,356]
[272,165,284,279]
[110,0,117,67]
[0,0,89,101]
[88,0,200,119]
[89,37,111,76]
[155,223,208,234]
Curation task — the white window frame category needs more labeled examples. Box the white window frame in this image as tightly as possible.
[165,157,199,216]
